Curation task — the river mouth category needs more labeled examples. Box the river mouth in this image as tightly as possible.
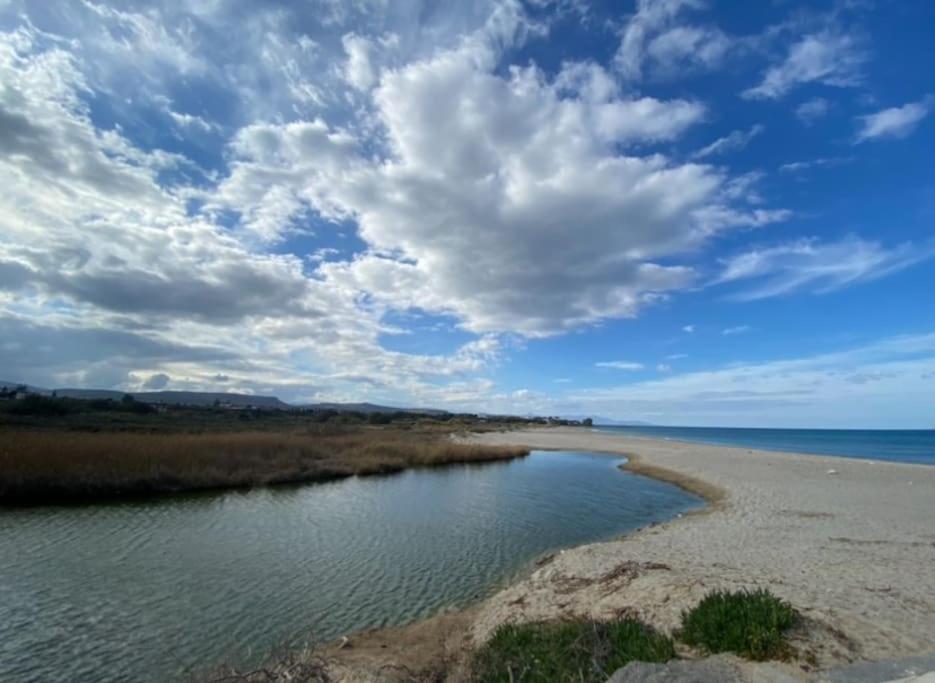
[0,450,702,682]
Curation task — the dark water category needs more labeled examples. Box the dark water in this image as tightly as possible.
[0,451,701,683]
[597,426,935,465]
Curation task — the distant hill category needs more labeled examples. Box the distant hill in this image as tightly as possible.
[4,382,449,413]
[298,402,449,416]
[53,388,290,409]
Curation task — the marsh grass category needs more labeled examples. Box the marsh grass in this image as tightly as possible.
[0,428,527,504]
[469,618,676,682]
[678,589,796,660]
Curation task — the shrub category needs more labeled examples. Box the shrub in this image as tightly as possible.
[678,589,796,660]
[4,395,73,417]
[470,618,675,682]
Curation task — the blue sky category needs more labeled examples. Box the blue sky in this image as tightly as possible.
[0,0,933,427]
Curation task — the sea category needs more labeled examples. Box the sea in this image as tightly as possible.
[595,425,935,465]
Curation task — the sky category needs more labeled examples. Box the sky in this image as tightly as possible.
[0,0,933,428]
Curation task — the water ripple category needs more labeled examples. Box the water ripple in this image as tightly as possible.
[0,451,701,683]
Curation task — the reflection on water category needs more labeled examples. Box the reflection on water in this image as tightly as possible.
[0,451,702,682]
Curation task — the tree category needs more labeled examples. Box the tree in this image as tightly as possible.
[582,417,593,427]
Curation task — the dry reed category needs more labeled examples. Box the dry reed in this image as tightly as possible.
[0,429,528,504]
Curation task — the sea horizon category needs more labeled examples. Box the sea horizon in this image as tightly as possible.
[595,425,935,465]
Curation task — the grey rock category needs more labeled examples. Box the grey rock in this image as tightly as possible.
[607,656,808,683]
[607,657,744,683]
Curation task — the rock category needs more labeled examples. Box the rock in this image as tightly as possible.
[607,656,803,683]
[607,657,744,682]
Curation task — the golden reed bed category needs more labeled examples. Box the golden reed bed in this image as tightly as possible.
[0,429,528,504]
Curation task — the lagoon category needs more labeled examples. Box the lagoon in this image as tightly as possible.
[0,450,701,682]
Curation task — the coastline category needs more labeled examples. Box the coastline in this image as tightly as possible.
[325,426,935,681]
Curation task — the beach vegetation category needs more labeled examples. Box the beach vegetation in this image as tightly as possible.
[469,618,676,682]
[678,588,796,660]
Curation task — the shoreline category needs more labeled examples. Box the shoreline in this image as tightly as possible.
[620,452,726,507]
[591,426,935,467]
[325,427,935,681]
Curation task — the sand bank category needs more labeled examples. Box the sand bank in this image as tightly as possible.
[466,429,935,669]
[327,428,935,680]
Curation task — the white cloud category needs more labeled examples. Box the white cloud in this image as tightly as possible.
[779,157,852,173]
[142,372,170,390]
[168,110,216,133]
[645,25,732,77]
[795,97,831,124]
[656,363,671,373]
[692,124,764,159]
[3,1,883,417]
[722,325,751,335]
[0,23,512,405]
[682,324,695,333]
[341,33,377,90]
[596,361,644,370]
[216,27,779,336]
[855,98,931,143]
[615,0,735,82]
[714,236,935,300]
[744,30,866,99]
[567,332,935,428]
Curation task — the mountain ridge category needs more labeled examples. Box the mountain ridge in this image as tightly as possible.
[1,381,448,414]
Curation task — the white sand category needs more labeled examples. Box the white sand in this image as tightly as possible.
[464,428,935,671]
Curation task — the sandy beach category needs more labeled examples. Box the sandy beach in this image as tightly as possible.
[460,428,935,674]
[327,427,935,680]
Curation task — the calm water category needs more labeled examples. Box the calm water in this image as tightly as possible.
[0,451,701,683]
[598,426,935,465]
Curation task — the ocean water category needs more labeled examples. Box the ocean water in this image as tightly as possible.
[596,426,935,465]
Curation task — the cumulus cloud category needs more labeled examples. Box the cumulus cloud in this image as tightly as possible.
[0,22,512,405]
[143,372,171,390]
[0,1,822,411]
[744,30,866,99]
[217,28,779,336]
[855,98,931,143]
[714,237,935,300]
